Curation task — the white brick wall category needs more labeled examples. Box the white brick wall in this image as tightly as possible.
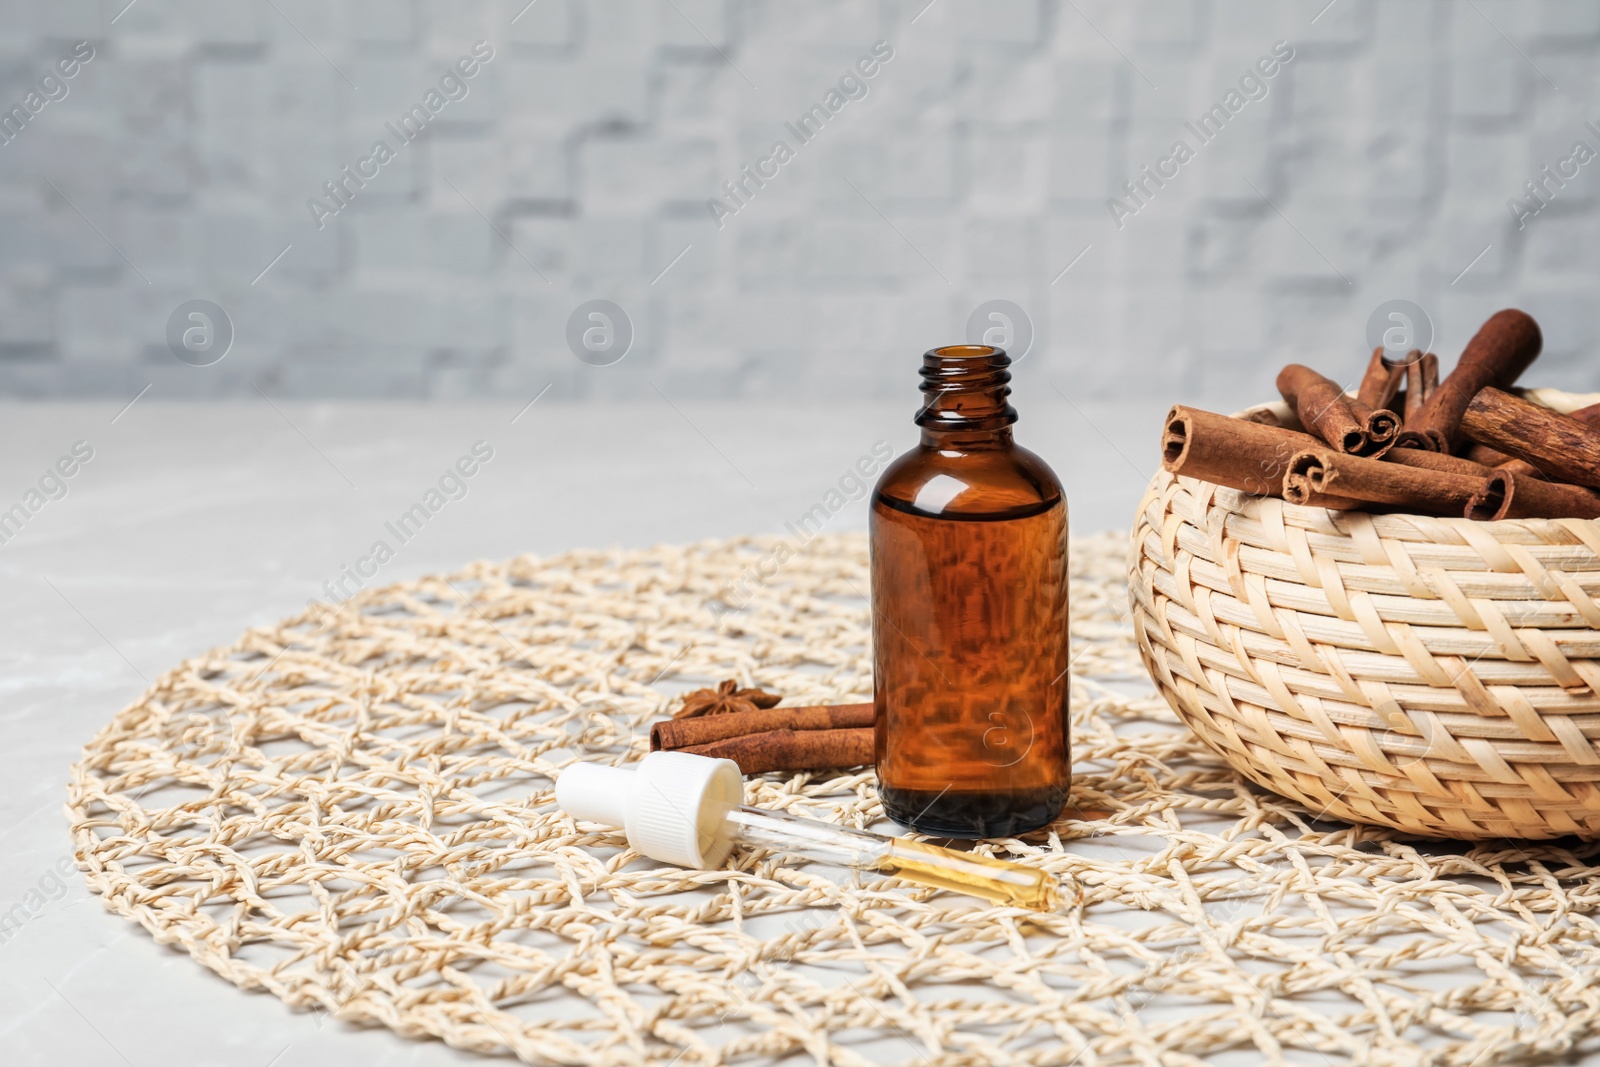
[0,0,1596,402]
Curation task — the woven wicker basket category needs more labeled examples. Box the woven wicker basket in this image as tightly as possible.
[1128,416,1600,839]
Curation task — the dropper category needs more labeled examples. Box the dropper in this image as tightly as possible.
[556,751,1060,912]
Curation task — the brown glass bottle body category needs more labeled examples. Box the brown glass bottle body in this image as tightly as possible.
[870,345,1069,838]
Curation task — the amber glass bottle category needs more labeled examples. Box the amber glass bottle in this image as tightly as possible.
[870,344,1069,839]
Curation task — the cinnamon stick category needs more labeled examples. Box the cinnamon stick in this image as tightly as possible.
[1461,387,1600,489]
[1391,352,1439,450]
[1277,364,1368,454]
[1410,309,1541,451]
[682,728,873,775]
[1356,347,1405,411]
[1463,442,1514,467]
[1384,446,1500,480]
[652,702,873,751]
[1393,429,1435,451]
[1463,476,1513,521]
[1348,396,1400,457]
[1479,470,1600,520]
[1161,406,1321,496]
[1493,401,1600,481]
[1280,470,1364,511]
[1402,352,1438,424]
[1285,448,1490,515]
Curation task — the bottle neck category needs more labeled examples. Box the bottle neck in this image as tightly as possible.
[921,426,1015,449]
[916,344,1017,448]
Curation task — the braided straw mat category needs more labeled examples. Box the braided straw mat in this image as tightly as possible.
[67,532,1600,1066]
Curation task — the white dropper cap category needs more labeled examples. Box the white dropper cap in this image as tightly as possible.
[555,750,745,868]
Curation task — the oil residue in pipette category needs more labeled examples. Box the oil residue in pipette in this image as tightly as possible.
[876,837,1060,912]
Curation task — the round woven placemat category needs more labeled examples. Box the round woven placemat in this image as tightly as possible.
[68,532,1600,1066]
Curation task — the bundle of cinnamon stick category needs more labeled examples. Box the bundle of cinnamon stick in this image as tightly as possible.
[1162,309,1600,520]
[651,685,873,774]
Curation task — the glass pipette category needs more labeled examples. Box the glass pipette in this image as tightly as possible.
[556,750,1060,912]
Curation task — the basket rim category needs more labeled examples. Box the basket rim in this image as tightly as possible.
[1155,469,1600,542]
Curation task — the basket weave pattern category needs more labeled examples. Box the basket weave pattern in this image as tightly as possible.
[1129,470,1600,839]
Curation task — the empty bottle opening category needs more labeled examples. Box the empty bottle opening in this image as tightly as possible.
[931,344,1002,359]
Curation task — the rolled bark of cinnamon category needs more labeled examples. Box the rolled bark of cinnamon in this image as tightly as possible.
[1161,406,1322,496]
[1403,445,1510,515]
[1477,470,1600,520]
[681,728,873,775]
[1285,448,1490,515]
[1493,401,1600,481]
[1393,429,1435,450]
[1402,352,1439,423]
[1410,309,1541,451]
[1462,476,1513,521]
[1357,347,1406,411]
[1461,387,1600,489]
[1348,396,1400,457]
[1384,446,1500,480]
[1277,364,1369,454]
[1280,471,1364,511]
[1463,442,1514,467]
[651,702,873,751]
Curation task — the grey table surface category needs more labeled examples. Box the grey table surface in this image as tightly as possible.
[0,397,1166,1067]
